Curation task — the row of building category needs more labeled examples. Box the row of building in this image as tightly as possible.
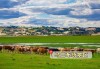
[0,26,100,36]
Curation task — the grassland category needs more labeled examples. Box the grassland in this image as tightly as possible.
[0,35,100,43]
[0,52,100,69]
[0,36,100,69]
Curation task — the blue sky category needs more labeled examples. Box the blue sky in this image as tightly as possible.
[0,0,100,27]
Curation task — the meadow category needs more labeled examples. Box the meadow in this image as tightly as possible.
[0,52,100,69]
[0,35,100,69]
[0,35,100,43]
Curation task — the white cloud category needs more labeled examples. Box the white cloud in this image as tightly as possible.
[10,0,19,2]
[0,0,100,27]
[70,8,92,16]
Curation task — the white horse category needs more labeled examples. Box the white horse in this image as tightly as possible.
[96,48,100,53]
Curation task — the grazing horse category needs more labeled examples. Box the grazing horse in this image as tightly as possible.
[58,48,72,51]
[37,47,48,55]
[17,46,27,53]
[0,46,3,52]
[96,48,100,53]
[84,49,96,53]
[30,47,39,54]
[3,46,15,52]
[70,47,83,51]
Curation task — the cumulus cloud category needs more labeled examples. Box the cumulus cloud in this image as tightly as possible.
[0,0,100,27]
[0,9,26,19]
[0,0,28,8]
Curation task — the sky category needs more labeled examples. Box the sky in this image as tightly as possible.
[0,0,100,27]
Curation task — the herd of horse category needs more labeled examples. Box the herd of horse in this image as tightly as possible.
[0,45,100,54]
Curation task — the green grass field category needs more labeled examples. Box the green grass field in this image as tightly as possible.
[0,36,100,69]
[0,52,100,69]
[0,36,100,43]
